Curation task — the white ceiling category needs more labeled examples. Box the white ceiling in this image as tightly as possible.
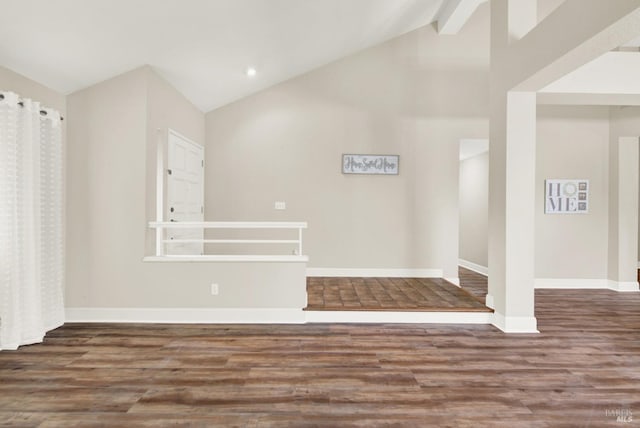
[0,0,452,112]
[541,51,640,95]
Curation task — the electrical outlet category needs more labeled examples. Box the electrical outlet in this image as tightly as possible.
[210,283,219,295]
[274,201,286,210]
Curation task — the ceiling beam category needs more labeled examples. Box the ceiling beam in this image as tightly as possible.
[494,0,640,92]
[437,0,487,35]
[537,92,640,106]
[540,51,640,95]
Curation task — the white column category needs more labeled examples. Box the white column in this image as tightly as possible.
[488,91,538,332]
[488,1,538,332]
[608,137,640,291]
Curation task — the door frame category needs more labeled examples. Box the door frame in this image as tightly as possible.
[165,128,205,255]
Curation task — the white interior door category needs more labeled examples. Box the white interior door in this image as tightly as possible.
[167,130,204,255]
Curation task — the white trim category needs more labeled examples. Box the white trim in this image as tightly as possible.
[143,255,308,263]
[485,293,495,309]
[305,268,443,278]
[164,239,299,244]
[437,0,487,35]
[64,307,494,325]
[169,128,202,149]
[535,278,608,289]
[445,277,460,287]
[304,311,492,324]
[458,259,488,276]
[491,312,539,333]
[149,221,307,229]
[608,280,640,292]
[637,261,640,268]
[65,308,306,324]
[155,128,165,256]
[535,278,639,292]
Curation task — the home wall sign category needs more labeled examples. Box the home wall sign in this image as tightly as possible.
[545,179,589,214]
[342,154,399,175]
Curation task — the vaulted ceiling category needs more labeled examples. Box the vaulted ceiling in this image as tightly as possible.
[0,0,486,112]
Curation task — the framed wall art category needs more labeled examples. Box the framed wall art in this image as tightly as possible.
[545,179,589,214]
[342,154,399,175]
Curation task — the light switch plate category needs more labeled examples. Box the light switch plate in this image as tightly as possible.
[274,201,286,210]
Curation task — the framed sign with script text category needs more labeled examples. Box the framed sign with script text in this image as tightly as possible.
[342,154,399,175]
[545,179,589,214]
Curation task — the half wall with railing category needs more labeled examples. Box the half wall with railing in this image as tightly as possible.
[146,221,308,262]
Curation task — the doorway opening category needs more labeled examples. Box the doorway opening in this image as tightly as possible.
[458,138,489,278]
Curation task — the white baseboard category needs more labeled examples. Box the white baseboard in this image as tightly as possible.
[304,310,492,324]
[64,307,493,325]
[535,278,639,292]
[143,255,308,263]
[535,278,608,289]
[608,280,640,292]
[306,268,443,278]
[458,259,488,276]
[492,311,538,333]
[485,293,495,309]
[65,308,306,324]
[445,277,460,287]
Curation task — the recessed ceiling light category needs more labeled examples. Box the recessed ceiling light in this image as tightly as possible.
[246,67,257,77]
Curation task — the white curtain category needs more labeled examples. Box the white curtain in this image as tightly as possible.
[0,91,64,350]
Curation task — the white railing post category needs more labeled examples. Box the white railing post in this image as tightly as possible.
[156,128,165,256]
[156,226,164,256]
[298,226,303,256]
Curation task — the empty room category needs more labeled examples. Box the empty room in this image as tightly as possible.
[1,0,640,426]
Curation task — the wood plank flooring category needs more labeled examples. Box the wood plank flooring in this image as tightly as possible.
[1,269,639,427]
[458,267,490,302]
[306,276,491,312]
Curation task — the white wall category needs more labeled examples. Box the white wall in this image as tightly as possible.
[459,152,489,268]
[454,104,630,282]
[609,106,640,260]
[536,105,610,279]
[0,65,66,114]
[205,6,490,278]
[145,68,206,255]
[65,67,306,311]
[537,0,567,24]
[66,67,147,307]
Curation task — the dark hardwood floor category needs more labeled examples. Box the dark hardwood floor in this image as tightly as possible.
[1,269,639,427]
[306,276,491,312]
[458,267,489,302]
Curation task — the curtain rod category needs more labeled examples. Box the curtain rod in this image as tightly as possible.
[0,93,65,121]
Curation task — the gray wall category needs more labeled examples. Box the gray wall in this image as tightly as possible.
[65,67,306,309]
[145,68,207,255]
[0,65,66,114]
[535,105,611,279]
[453,105,632,281]
[205,8,490,278]
[66,67,147,307]
[459,152,489,267]
[8,0,634,309]
[609,106,640,261]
